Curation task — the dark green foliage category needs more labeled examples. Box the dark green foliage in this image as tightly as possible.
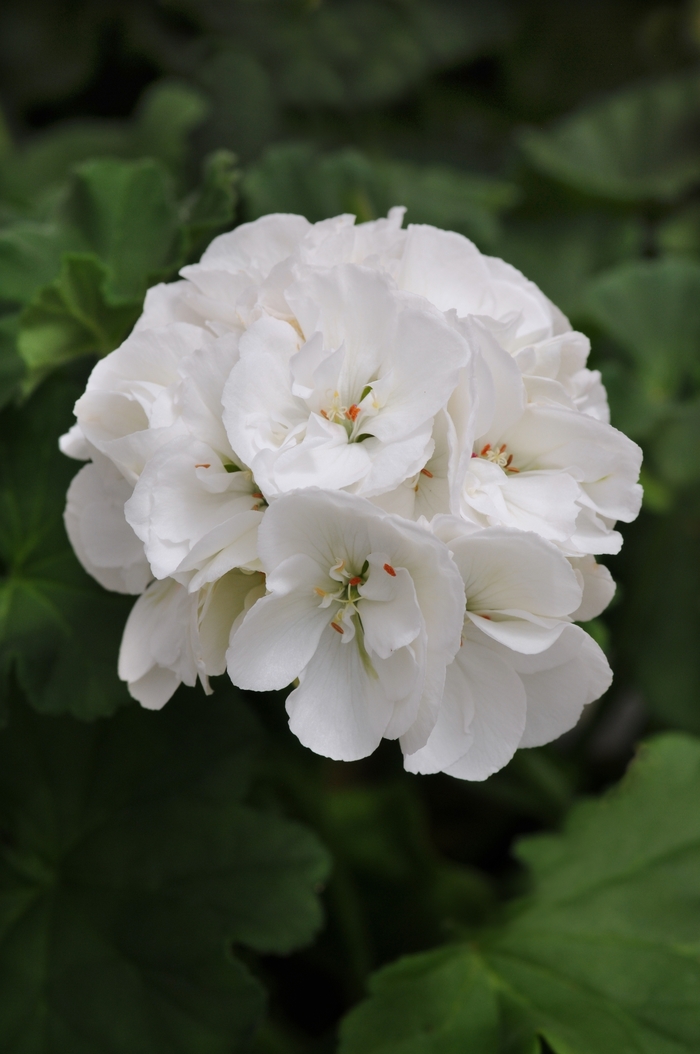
[520,69,700,202]
[0,1,700,1050]
[0,687,330,1051]
[242,145,518,248]
[0,372,133,719]
[340,735,700,1053]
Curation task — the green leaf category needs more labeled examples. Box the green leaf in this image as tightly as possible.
[63,158,180,300]
[339,945,499,1054]
[227,0,510,111]
[132,80,210,177]
[652,398,700,487]
[0,687,330,1052]
[180,150,240,262]
[18,254,140,388]
[584,258,700,400]
[242,144,517,247]
[496,212,643,320]
[521,70,700,203]
[0,80,208,210]
[0,222,85,305]
[615,513,700,733]
[0,372,133,719]
[340,734,700,1054]
[0,314,24,410]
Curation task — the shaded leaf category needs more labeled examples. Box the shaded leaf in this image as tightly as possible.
[497,212,643,319]
[339,945,499,1054]
[180,149,240,262]
[0,80,208,209]
[521,70,700,202]
[614,512,700,733]
[63,158,180,300]
[341,734,700,1053]
[132,80,209,177]
[652,398,700,487]
[0,372,133,718]
[0,221,85,305]
[0,687,330,1052]
[0,314,24,410]
[242,144,517,247]
[18,254,140,388]
[584,257,700,399]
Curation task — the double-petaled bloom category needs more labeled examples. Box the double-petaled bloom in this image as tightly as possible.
[61,209,641,778]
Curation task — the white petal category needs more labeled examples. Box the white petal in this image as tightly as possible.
[286,627,394,761]
[64,459,151,595]
[226,590,330,691]
[517,625,612,747]
[451,526,582,619]
[569,556,616,622]
[59,423,90,460]
[199,570,265,676]
[128,667,181,710]
[406,637,526,780]
[359,556,423,659]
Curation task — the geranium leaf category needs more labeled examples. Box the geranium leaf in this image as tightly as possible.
[0,221,86,305]
[17,254,141,389]
[339,944,499,1054]
[0,687,330,1052]
[0,314,24,410]
[62,158,181,300]
[242,144,517,247]
[180,149,240,262]
[340,734,700,1054]
[0,371,133,719]
[520,70,700,203]
[584,257,700,400]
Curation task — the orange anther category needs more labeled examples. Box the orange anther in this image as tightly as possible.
[195,463,211,469]
[331,622,344,634]
[505,454,513,468]
[346,404,361,422]
[383,563,396,576]
[314,587,326,597]
[252,492,263,499]
[480,443,491,456]
[480,614,492,620]
[348,576,363,586]
[507,466,520,474]
[320,409,329,419]
[421,468,434,478]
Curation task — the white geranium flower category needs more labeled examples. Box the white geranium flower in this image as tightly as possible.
[222,264,470,499]
[124,435,264,585]
[568,554,616,622]
[227,489,465,761]
[138,209,408,335]
[139,214,312,335]
[119,570,264,709]
[452,333,642,555]
[64,454,152,594]
[67,323,210,483]
[59,208,641,775]
[123,320,266,587]
[371,410,454,520]
[405,519,612,780]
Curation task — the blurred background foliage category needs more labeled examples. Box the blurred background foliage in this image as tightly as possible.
[2,1,700,1052]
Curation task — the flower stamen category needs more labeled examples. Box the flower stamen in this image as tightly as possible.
[476,442,520,473]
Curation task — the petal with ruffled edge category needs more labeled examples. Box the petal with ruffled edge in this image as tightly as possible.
[286,626,395,761]
[405,636,526,780]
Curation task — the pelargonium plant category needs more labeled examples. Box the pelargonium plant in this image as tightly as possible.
[61,209,642,780]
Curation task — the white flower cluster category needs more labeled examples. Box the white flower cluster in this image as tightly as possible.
[61,210,642,779]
